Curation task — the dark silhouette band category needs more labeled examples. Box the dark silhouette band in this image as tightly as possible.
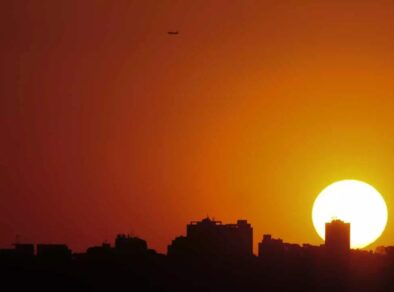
[0,217,391,291]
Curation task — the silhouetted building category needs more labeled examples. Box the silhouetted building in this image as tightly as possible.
[13,243,35,256]
[385,246,394,257]
[0,243,35,261]
[302,243,324,259]
[168,217,253,258]
[258,234,305,262]
[115,234,148,255]
[375,245,387,255]
[0,248,13,257]
[85,242,113,260]
[283,242,303,258]
[325,219,350,255]
[258,234,284,259]
[258,235,324,265]
[37,244,72,261]
[379,246,394,260]
[167,236,191,258]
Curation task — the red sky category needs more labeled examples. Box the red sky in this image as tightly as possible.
[2,0,394,253]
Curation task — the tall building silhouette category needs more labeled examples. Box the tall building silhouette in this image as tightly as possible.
[168,217,253,258]
[325,219,350,255]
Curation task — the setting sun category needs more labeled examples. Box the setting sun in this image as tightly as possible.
[312,180,388,249]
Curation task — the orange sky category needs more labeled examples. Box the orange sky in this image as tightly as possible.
[2,0,394,253]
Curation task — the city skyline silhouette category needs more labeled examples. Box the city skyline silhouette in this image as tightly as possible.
[1,216,394,291]
[0,216,374,255]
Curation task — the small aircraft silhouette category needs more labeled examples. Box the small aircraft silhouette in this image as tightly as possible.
[168,31,179,35]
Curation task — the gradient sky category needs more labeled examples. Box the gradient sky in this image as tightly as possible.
[2,0,394,253]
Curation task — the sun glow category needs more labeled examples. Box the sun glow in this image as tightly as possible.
[312,180,388,249]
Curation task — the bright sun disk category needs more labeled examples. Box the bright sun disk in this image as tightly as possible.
[312,179,388,249]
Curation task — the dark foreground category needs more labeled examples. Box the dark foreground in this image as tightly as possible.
[1,250,394,292]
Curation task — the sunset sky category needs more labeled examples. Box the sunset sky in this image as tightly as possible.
[2,0,394,253]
